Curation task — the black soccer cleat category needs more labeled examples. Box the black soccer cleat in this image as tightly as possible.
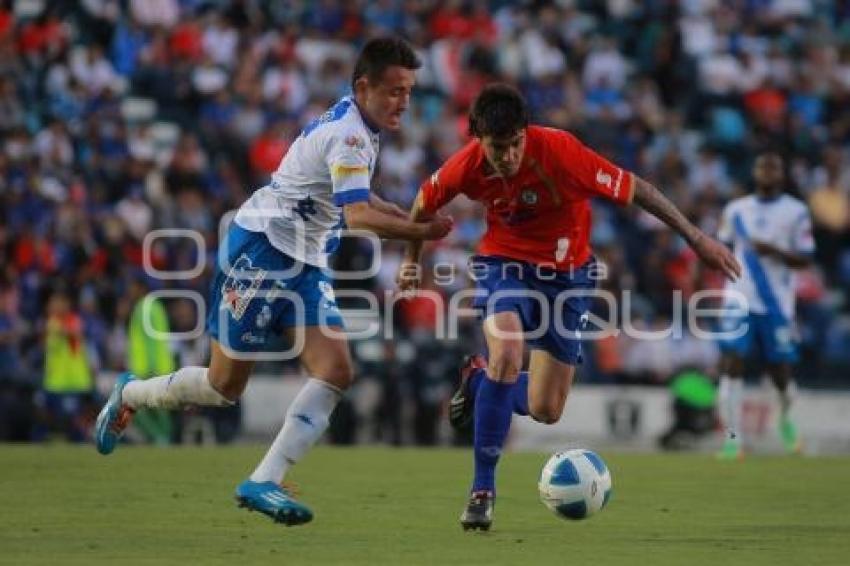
[449,354,488,430]
[460,490,494,531]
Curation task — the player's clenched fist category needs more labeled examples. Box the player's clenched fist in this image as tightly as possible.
[420,213,454,240]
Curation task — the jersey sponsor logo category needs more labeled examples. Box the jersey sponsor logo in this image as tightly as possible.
[222,254,267,321]
[597,167,625,199]
[293,196,318,221]
[493,194,539,225]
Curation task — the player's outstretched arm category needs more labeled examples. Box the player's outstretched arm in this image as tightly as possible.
[632,176,742,280]
[369,193,409,219]
[343,200,452,242]
[396,192,433,292]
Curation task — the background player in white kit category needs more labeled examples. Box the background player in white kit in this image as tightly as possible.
[716,152,815,459]
[94,37,453,525]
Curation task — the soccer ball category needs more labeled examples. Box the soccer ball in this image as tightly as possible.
[538,449,612,520]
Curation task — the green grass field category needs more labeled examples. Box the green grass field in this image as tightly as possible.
[1,445,849,565]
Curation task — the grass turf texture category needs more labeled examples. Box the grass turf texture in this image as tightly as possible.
[1,446,849,565]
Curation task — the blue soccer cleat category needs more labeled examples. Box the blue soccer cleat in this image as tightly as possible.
[94,372,136,455]
[235,480,313,526]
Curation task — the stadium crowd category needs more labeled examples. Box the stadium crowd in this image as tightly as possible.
[1,0,849,443]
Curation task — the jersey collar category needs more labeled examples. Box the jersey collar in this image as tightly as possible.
[754,191,784,203]
[351,96,381,135]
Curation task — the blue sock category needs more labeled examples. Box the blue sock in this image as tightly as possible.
[472,378,513,494]
[512,371,529,416]
[469,365,528,416]
[469,368,485,396]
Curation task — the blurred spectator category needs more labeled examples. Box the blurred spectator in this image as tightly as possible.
[70,44,119,96]
[249,120,290,178]
[131,0,179,31]
[127,276,175,445]
[809,147,850,281]
[379,131,424,195]
[0,276,22,382]
[35,291,94,442]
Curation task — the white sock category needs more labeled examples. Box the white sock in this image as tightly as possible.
[250,378,342,484]
[718,375,743,441]
[122,367,232,410]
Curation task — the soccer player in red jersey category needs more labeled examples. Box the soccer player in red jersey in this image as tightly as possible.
[398,84,740,530]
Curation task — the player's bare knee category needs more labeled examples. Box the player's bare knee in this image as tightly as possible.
[315,361,354,390]
[488,338,523,379]
[210,376,245,402]
[488,350,522,381]
[529,399,563,424]
[532,408,563,425]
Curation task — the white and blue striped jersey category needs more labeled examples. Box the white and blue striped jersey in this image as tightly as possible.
[234,95,379,268]
[717,193,815,321]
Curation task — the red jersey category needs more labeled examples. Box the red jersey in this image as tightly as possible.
[420,126,634,270]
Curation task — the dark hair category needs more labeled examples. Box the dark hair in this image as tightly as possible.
[468,83,529,138]
[755,150,784,162]
[351,37,421,88]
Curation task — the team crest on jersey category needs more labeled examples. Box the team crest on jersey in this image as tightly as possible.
[520,189,539,205]
[222,254,267,321]
[344,135,366,149]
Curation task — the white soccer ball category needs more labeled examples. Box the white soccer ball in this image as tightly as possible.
[538,449,612,520]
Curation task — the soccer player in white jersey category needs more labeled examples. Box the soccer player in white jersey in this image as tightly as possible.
[716,152,815,459]
[94,37,453,525]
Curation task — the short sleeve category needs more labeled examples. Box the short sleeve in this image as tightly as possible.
[792,207,816,254]
[325,129,373,206]
[419,144,473,213]
[555,130,634,205]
